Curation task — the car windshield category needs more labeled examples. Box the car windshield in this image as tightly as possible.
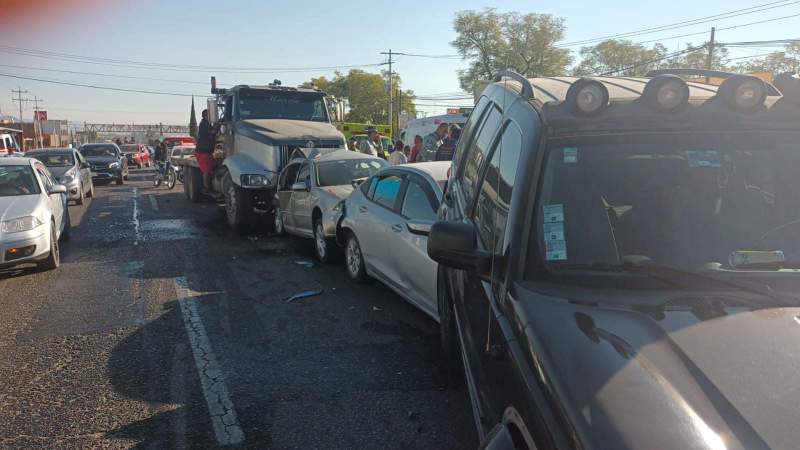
[81,146,117,157]
[532,132,800,284]
[316,159,387,187]
[238,90,329,122]
[0,165,41,196]
[31,153,74,167]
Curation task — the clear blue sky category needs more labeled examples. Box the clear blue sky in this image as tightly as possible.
[0,0,797,124]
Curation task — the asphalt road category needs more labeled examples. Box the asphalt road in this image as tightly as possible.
[0,167,476,449]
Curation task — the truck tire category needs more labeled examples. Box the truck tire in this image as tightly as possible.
[222,172,252,232]
[185,167,202,203]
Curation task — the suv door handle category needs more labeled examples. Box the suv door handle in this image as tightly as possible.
[359,206,368,213]
[391,224,402,233]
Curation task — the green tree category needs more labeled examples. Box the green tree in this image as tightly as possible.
[573,40,668,76]
[451,8,572,92]
[303,70,416,125]
[188,96,197,138]
[735,44,800,76]
[666,43,731,71]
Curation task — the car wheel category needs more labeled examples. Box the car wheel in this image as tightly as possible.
[38,222,60,271]
[61,209,71,241]
[438,267,463,386]
[223,172,252,232]
[313,219,332,263]
[345,231,367,283]
[75,184,84,205]
[274,207,284,235]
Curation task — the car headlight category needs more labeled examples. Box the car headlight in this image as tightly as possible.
[108,162,120,169]
[1,216,44,233]
[240,174,272,188]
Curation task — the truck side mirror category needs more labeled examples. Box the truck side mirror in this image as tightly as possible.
[427,221,491,277]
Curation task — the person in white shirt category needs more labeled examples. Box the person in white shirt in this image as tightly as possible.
[388,140,408,165]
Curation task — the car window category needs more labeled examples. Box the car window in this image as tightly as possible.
[453,96,490,173]
[297,163,311,186]
[401,180,437,221]
[316,159,386,187]
[372,175,403,210]
[364,175,378,199]
[280,163,302,190]
[35,165,54,191]
[461,106,502,207]
[474,121,523,252]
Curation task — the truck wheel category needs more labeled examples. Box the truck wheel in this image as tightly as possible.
[185,167,202,203]
[223,172,252,232]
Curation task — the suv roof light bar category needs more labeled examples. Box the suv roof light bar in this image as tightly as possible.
[646,69,781,96]
[493,70,535,100]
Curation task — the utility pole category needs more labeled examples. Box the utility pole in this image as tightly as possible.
[11,87,29,149]
[32,96,43,149]
[380,49,394,138]
[706,27,716,83]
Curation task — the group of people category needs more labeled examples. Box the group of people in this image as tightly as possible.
[357,122,461,166]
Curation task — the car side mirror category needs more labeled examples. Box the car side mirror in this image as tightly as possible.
[48,184,67,195]
[407,219,434,236]
[427,221,491,277]
[291,181,308,191]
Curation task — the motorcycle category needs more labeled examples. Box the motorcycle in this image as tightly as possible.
[153,160,179,189]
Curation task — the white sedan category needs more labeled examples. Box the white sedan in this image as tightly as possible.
[337,162,449,321]
[0,157,70,271]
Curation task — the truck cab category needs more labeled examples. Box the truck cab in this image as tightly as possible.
[184,79,347,231]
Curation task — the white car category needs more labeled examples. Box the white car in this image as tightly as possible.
[0,157,70,271]
[336,161,449,321]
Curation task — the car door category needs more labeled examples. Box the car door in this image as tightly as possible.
[358,173,405,282]
[35,164,64,231]
[391,174,440,319]
[277,162,301,231]
[290,162,313,235]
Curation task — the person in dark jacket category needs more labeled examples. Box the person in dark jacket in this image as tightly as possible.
[435,124,461,161]
[195,109,217,193]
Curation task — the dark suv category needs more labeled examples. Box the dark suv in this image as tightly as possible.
[79,143,129,185]
[428,70,800,449]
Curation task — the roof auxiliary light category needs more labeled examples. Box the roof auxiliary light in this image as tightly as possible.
[718,75,767,112]
[567,79,609,116]
[643,75,689,112]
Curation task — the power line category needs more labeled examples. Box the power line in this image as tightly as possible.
[561,0,800,47]
[0,72,205,97]
[597,45,703,76]
[633,12,800,46]
[0,64,218,86]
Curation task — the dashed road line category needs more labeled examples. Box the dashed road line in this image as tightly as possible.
[148,194,159,212]
[132,187,140,246]
[174,276,245,446]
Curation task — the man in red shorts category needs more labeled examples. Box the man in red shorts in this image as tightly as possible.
[195,109,218,194]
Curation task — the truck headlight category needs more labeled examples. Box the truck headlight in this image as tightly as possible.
[1,216,43,233]
[240,174,272,188]
[108,162,120,169]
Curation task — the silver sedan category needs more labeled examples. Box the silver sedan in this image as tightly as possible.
[27,148,94,205]
[0,157,70,271]
[336,162,449,321]
[275,149,387,262]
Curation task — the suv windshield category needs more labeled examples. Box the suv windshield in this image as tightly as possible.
[316,159,387,187]
[533,132,800,283]
[31,153,74,167]
[81,145,117,157]
[0,165,41,196]
[238,90,329,122]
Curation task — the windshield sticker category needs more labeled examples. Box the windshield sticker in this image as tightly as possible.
[544,222,565,242]
[563,147,578,164]
[546,240,567,261]
[687,150,721,168]
[543,204,564,223]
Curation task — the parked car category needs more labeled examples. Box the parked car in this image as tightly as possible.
[337,161,449,320]
[427,71,800,449]
[120,144,152,168]
[0,127,22,155]
[26,148,93,205]
[274,149,386,261]
[79,143,128,185]
[0,157,69,271]
[170,145,196,160]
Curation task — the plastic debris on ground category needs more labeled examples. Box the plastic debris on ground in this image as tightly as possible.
[294,260,316,268]
[284,289,324,303]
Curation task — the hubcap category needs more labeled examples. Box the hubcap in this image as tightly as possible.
[347,237,360,276]
[315,222,326,259]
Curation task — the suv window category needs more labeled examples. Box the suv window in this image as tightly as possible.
[474,122,523,252]
[280,163,301,190]
[461,106,502,207]
[372,175,403,210]
[452,96,490,172]
[401,180,437,221]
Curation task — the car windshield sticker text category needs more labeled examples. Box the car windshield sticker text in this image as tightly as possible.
[543,204,567,261]
[687,150,721,168]
[563,147,578,164]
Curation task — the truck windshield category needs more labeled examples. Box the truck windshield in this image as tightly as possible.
[316,159,387,187]
[238,91,329,122]
[532,131,800,284]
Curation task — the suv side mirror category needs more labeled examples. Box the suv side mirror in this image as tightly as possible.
[291,181,309,191]
[427,221,491,276]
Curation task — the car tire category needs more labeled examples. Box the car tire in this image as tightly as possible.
[223,172,252,232]
[313,218,334,263]
[75,184,84,205]
[438,267,464,386]
[61,209,71,241]
[38,222,60,271]
[345,231,368,283]
[274,207,285,235]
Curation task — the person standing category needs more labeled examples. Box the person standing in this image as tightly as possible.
[417,123,449,162]
[435,124,461,161]
[359,127,384,158]
[409,135,423,163]
[195,109,218,194]
[388,140,408,165]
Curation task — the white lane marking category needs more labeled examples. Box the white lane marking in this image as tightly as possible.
[148,194,159,212]
[132,187,140,246]
[174,277,245,446]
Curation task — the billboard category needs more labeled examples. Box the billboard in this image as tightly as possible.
[34,110,47,121]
